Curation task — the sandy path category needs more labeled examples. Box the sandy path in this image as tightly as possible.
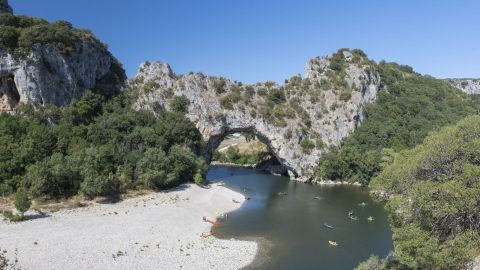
[0,184,257,270]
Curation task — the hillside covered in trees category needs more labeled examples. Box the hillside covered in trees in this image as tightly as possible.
[356,116,480,269]
[316,62,479,185]
[0,91,207,199]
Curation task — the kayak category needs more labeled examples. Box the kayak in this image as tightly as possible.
[323,223,334,229]
[313,196,321,200]
[358,202,368,207]
[206,219,218,226]
[328,241,339,246]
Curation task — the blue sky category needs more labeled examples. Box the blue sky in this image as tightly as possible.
[10,0,480,83]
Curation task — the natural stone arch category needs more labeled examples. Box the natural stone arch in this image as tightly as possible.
[204,126,291,177]
[133,50,381,181]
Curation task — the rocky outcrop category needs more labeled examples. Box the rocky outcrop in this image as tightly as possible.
[132,49,381,181]
[445,78,480,95]
[0,6,126,112]
[0,0,12,14]
[0,43,125,112]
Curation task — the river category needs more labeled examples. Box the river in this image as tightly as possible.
[207,166,393,270]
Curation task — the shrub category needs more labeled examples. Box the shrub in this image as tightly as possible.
[213,79,226,94]
[193,173,203,184]
[14,190,31,217]
[2,210,24,222]
[329,51,346,72]
[339,88,352,101]
[170,95,190,114]
[300,139,315,153]
[220,96,233,110]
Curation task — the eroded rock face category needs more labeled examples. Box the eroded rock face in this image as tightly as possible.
[0,42,125,112]
[445,78,480,95]
[0,0,12,14]
[132,50,381,181]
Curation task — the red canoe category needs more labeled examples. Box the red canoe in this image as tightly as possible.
[207,219,218,226]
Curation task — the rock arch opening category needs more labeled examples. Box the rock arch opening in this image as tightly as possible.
[0,74,20,112]
[206,127,290,176]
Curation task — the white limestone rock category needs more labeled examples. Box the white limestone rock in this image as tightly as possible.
[132,50,381,182]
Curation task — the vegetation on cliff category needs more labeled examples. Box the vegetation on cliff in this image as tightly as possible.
[0,90,207,199]
[0,13,102,56]
[357,116,480,269]
[316,62,479,185]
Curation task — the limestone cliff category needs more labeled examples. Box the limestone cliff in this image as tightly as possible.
[132,49,381,181]
[445,78,480,95]
[0,5,126,112]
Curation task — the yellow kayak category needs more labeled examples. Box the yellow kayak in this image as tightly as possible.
[328,241,338,246]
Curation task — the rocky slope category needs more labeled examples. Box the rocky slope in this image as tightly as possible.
[445,78,480,95]
[0,2,126,112]
[132,49,381,181]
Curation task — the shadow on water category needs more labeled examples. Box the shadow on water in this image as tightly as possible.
[207,166,393,270]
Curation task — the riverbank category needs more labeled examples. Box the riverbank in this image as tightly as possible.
[210,161,256,168]
[0,184,257,270]
[312,179,362,186]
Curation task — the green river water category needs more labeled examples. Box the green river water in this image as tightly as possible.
[207,166,393,270]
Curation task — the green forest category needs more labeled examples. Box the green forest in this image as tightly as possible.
[0,90,207,200]
[356,116,480,269]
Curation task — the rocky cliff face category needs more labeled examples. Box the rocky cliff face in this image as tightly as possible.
[445,78,480,95]
[0,4,126,112]
[0,0,12,14]
[0,44,125,112]
[132,49,381,181]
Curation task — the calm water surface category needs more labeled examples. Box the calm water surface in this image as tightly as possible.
[207,166,393,270]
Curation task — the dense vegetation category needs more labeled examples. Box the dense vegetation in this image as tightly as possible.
[357,116,480,269]
[0,91,207,200]
[316,62,479,185]
[0,13,103,56]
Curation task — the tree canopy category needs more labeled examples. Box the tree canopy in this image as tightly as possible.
[0,91,207,199]
[368,116,480,269]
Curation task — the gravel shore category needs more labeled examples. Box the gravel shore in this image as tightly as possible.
[0,184,257,270]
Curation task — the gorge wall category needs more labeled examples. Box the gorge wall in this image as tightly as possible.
[0,2,126,112]
[132,49,381,181]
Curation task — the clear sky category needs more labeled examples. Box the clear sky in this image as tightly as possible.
[10,0,480,83]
